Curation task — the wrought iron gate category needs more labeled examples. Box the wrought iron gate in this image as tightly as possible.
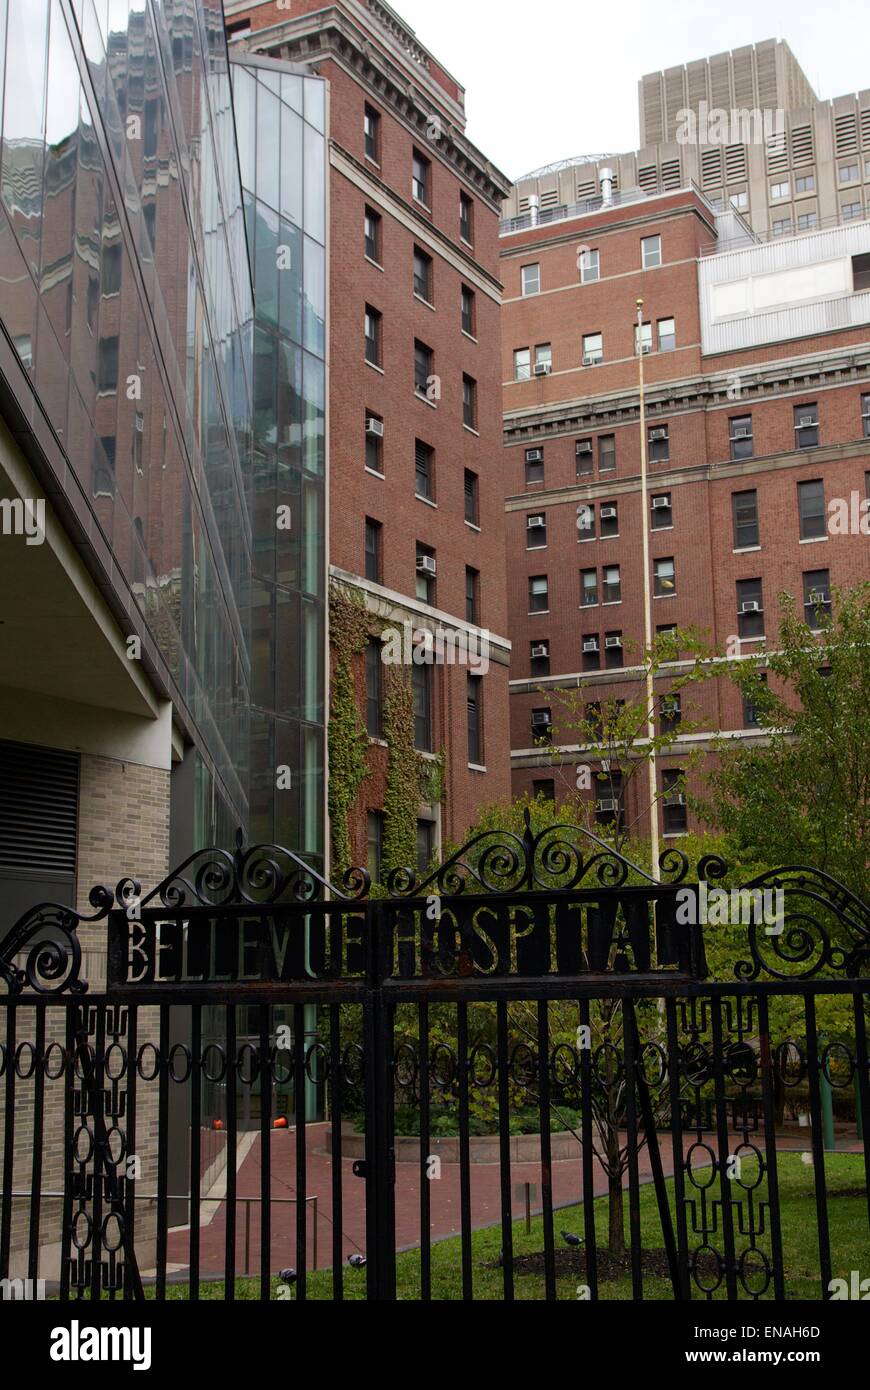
[1,817,868,1301]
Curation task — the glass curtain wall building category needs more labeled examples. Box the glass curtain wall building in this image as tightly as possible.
[0,0,254,852]
[231,54,327,876]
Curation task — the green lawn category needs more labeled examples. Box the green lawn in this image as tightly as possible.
[158,1152,867,1302]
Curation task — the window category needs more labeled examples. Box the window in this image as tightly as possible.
[365,413,383,474]
[798,212,817,230]
[364,306,381,366]
[532,708,553,743]
[365,518,382,582]
[581,568,598,607]
[414,340,433,395]
[657,318,676,353]
[604,631,624,670]
[580,247,599,283]
[744,672,768,728]
[415,439,434,500]
[839,163,859,183]
[466,567,480,625]
[729,191,748,211]
[595,770,624,828]
[97,335,119,392]
[854,253,870,291]
[730,414,754,461]
[842,201,862,220]
[798,480,826,540]
[651,492,672,528]
[582,635,600,671]
[413,247,433,302]
[575,438,593,477]
[467,676,482,765]
[367,812,384,882]
[364,104,380,162]
[662,770,687,835]
[366,638,383,737]
[582,332,603,366]
[526,446,545,484]
[600,501,619,539]
[654,557,675,598]
[641,234,662,269]
[514,348,531,381]
[412,149,430,204]
[577,502,596,541]
[463,375,477,429]
[461,285,475,335]
[416,543,436,603]
[364,207,381,262]
[648,423,669,462]
[460,192,473,244]
[602,564,621,604]
[464,470,479,525]
[521,263,540,296]
[529,575,548,613]
[102,243,122,295]
[732,490,759,549]
[795,173,815,194]
[863,393,870,439]
[772,218,792,236]
[532,779,556,803]
[530,640,550,676]
[598,435,616,473]
[635,321,653,355]
[417,821,435,876]
[737,578,764,639]
[413,662,433,752]
[660,693,681,734]
[803,569,831,628]
[527,512,547,549]
[795,403,819,449]
[770,180,790,199]
[534,344,552,375]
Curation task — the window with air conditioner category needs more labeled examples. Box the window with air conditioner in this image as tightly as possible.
[582,333,603,366]
[651,493,672,528]
[660,693,681,733]
[365,413,384,473]
[526,447,544,485]
[582,635,600,671]
[530,641,550,675]
[730,414,753,461]
[794,403,819,449]
[648,424,669,462]
[635,321,653,356]
[527,513,547,549]
[803,569,831,628]
[737,578,764,639]
[662,770,688,834]
[600,502,619,538]
[416,545,436,602]
[534,345,552,375]
[576,438,593,477]
[595,769,624,828]
[532,708,553,742]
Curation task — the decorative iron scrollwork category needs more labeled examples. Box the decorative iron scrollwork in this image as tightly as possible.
[734,867,870,980]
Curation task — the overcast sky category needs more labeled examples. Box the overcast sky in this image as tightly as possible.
[391,0,870,181]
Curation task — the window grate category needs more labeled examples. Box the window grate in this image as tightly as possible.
[0,740,79,878]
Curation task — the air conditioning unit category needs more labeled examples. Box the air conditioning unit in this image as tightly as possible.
[531,644,549,660]
[732,425,751,439]
[583,637,600,653]
[582,353,599,366]
[526,448,544,463]
[605,636,623,649]
[417,555,437,576]
[639,343,652,355]
[741,601,761,614]
[807,590,827,606]
[651,496,670,510]
[665,793,687,807]
[649,428,667,441]
[662,700,680,717]
[534,362,552,376]
[797,415,816,429]
[597,799,619,813]
[600,506,617,520]
[135,414,144,433]
[575,440,593,455]
[532,712,552,727]
[527,515,545,529]
[366,418,384,438]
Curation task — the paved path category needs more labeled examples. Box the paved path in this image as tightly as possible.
[163,1123,863,1280]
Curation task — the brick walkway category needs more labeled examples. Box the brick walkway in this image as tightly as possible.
[163,1122,862,1280]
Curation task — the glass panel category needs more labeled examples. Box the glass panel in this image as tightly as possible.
[279,102,302,225]
[256,84,280,211]
[303,120,324,244]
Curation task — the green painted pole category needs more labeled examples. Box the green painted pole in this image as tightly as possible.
[820,1064,836,1152]
[856,1073,864,1142]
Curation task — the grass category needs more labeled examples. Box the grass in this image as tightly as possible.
[155,1152,868,1302]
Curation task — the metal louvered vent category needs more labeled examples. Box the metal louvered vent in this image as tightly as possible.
[0,740,79,879]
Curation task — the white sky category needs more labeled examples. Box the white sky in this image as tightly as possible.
[391,0,870,181]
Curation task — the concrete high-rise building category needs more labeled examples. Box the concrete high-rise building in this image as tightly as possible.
[503,40,870,245]
[228,1,513,875]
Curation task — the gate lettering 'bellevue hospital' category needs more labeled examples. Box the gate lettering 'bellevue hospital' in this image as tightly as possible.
[1,815,868,1302]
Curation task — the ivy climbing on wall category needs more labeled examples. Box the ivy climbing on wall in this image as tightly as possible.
[327,583,370,875]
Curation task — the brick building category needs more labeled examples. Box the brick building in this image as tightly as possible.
[229,1,513,873]
[501,182,870,841]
